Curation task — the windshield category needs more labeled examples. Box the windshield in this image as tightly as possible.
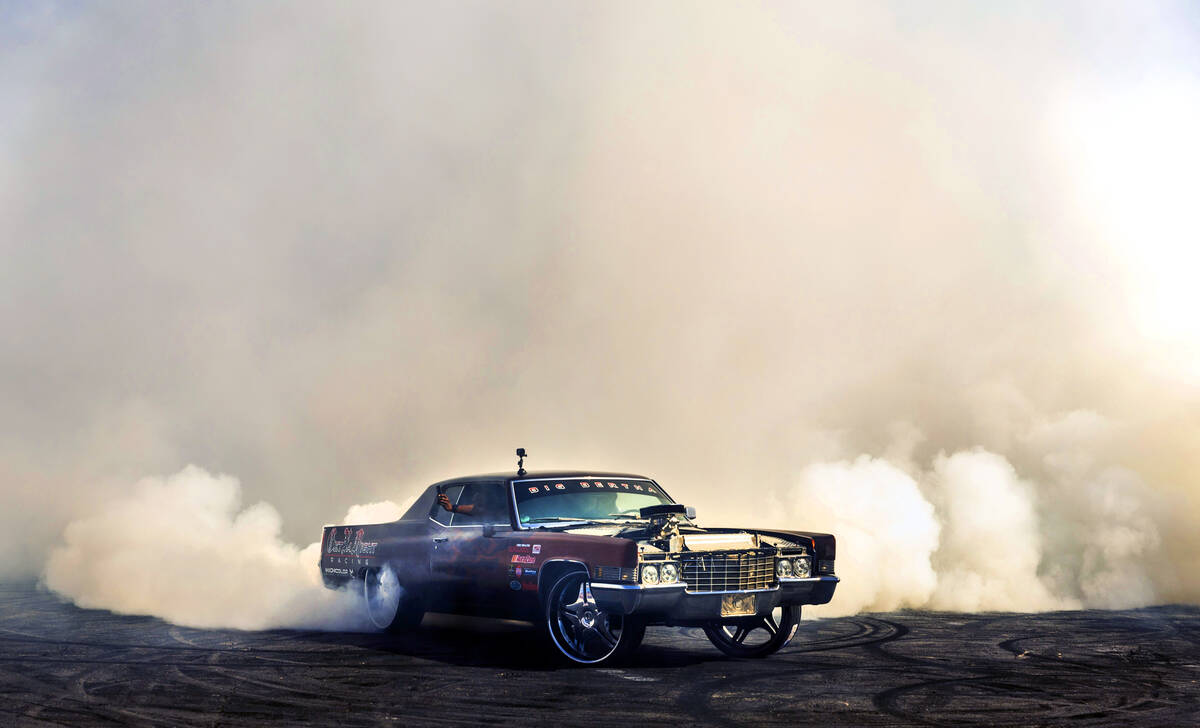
[513,478,673,524]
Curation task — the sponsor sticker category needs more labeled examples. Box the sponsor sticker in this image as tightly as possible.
[531,544,541,555]
[510,580,522,591]
[326,527,379,557]
[511,554,536,564]
[528,486,539,493]
[509,543,532,553]
[580,481,590,488]
[554,483,565,490]
[522,568,537,578]
[514,567,523,576]
[633,484,644,491]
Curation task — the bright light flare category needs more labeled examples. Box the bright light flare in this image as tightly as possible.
[1058,79,1200,377]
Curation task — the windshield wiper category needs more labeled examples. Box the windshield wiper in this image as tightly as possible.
[522,517,612,529]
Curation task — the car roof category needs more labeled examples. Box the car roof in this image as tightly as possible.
[429,470,655,488]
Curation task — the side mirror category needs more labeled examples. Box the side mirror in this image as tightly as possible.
[685,506,697,520]
[482,524,496,538]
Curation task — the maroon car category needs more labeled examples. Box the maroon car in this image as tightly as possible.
[320,462,837,665]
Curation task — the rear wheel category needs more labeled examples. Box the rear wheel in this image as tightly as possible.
[703,605,800,658]
[363,566,424,632]
[544,571,640,665]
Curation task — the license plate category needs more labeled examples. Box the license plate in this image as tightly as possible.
[720,593,757,617]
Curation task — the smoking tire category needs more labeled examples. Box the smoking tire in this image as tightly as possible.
[363,565,424,632]
[703,605,800,658]
[544,571,643,665]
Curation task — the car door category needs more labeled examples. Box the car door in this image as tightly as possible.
[428,481,513,615]
[425,483,465,612]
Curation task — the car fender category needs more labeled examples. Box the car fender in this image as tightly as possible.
[536,558,591,596]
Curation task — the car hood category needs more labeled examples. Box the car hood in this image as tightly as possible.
[544,522,808,554]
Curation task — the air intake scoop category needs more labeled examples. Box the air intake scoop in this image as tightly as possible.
[682,533,758,551]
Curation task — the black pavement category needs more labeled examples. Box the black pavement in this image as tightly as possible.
[1,583,1197,726]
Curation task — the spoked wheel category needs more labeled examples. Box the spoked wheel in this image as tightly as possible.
[363,565,423,632]
[544,571,643,665]
[703,605,800,658]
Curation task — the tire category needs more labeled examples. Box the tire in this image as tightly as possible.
[363,565,424,633]
[544,571,640,665]
[703,605,800,658]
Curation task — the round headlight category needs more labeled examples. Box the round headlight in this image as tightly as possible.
[794,556,812,578]
[660,563,679,584]
[776,559,793,578]
[641,564,660,585]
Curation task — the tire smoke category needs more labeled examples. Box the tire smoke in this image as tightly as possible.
[43,467,407,630]
[5,3,1200,626]
[773,421,1168,618]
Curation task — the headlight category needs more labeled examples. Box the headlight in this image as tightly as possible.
[776,559,793,578]
[660,562,679,584]
[794,556,812,578]
[641,564,660,585]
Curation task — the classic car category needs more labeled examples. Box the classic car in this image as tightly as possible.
[320,454,837,665]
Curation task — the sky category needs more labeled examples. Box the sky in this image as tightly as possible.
[3,1,1200,624]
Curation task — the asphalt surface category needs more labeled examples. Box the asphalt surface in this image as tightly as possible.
[1,583,1198,726]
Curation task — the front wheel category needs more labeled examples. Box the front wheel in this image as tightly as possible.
[544,571,641,665]
[363,566,424,632]
[703,605,800,658]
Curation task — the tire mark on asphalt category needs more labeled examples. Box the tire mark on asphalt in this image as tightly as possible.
[4,587,1200,726]
[670,617,925,726]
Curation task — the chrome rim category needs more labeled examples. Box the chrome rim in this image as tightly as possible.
[363,566,402,630]
[548,573,625,663]
[710,606,795,651]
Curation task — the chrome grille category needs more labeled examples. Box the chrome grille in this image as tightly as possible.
[679,549,776,592]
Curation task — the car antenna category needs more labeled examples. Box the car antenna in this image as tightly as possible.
[516,447,527,476]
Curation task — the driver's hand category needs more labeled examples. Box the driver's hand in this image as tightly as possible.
[437,493,452,511]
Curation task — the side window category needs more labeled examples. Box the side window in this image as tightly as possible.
[429,484,464,527]
[452,483,510,526]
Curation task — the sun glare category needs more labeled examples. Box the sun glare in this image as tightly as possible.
[1060,80,1200,378]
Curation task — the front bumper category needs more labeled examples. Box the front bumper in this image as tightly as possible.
[590,576,839,622]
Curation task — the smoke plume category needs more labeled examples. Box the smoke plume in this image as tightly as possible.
[43,466,407,629]
[3,2,1200,626]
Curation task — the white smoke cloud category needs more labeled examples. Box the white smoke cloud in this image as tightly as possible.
[926,450,1073,612]
[43,466,398,631]
[780,456,940,615]
[4,1,1200,626]
[341,499,409,526]
[779,424,1166,618]
[39,434,1175,629]
[1025,412,1167,609]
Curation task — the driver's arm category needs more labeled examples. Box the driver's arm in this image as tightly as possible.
[436,493,474,514]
